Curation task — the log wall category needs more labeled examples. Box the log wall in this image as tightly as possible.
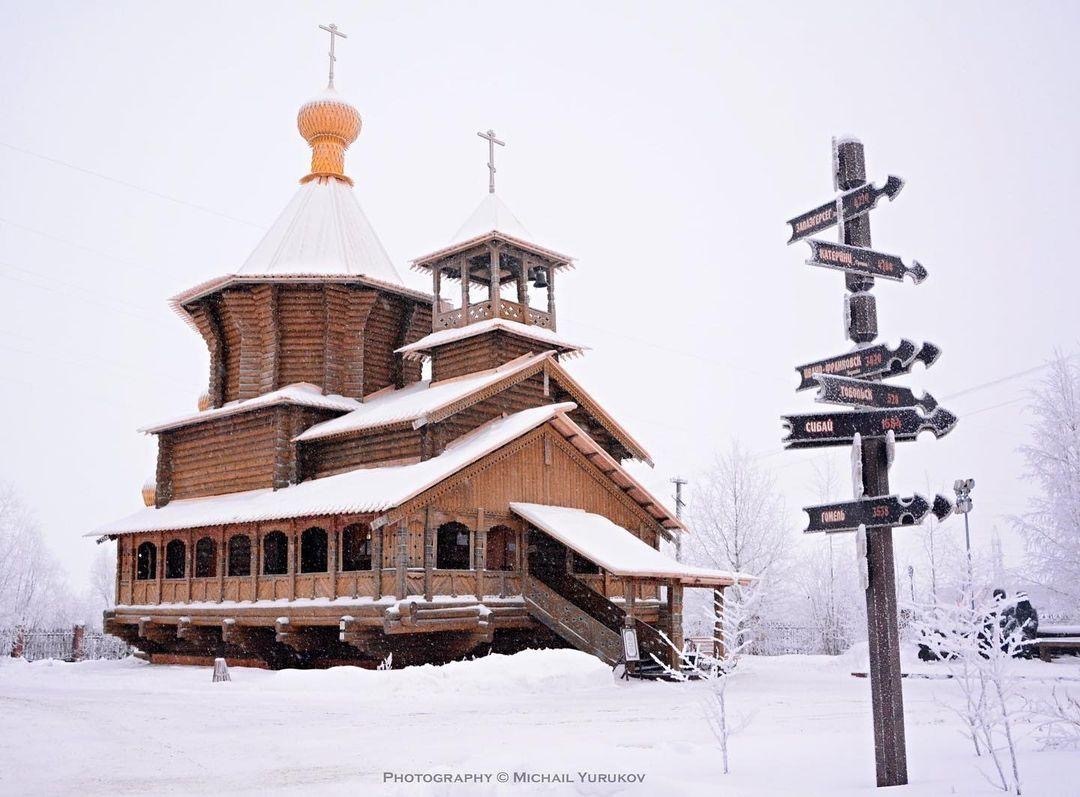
[431,331,556,382]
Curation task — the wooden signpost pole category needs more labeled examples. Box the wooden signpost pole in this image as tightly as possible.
[837,138,907,788]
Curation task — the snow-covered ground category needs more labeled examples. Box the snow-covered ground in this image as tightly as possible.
[1,647,1078,796]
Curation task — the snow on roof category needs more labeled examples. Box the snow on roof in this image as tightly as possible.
[140,383,362,434]
[450,193,534,246]
[92,403,577,536]
[411,193,574,267]
[397,318,587,360]
[296,352,552,442]
[237,177,402,284]
[509,503,752,587]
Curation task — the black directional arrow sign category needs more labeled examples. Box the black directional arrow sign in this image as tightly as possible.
[889,341,942,379]
[813,374,938,413]
[804,493,932,534]
[786,176,904,244]
[931,494,955,521]
[795,340,918,391]
[782,406,958,449]
[805,239,928,284]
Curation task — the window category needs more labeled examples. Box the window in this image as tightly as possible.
[436,522,471,570]
[263,531,288,576]
[571,551,600,575]
[485,526,516,571]
[136,541,157,581]
[164,539,186,579]
[194,537,216,578]
[228,534,251,577]
[341,523,372,571]
[300,527,328,573]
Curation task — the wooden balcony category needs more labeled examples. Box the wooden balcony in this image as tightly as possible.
[434,298,553,331]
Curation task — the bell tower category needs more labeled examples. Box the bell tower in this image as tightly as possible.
[408,132,579,381]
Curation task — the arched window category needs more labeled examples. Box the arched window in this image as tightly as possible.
[194,537,216,578]
[341,523,372,571]
[228,534,251,577]
[300,527,328,573]
[436,522,471,570]
[485,525,516,571]
[164,539,186,579]
[136,541,157,581]
[263,531,288,576]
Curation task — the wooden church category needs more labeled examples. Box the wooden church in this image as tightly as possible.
[93,28,741,669]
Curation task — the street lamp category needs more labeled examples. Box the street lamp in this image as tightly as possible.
[954,478,975,607]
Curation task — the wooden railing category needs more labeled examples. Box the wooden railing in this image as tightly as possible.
[434,299,552,331]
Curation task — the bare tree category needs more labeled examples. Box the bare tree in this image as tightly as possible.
[1012,353,1080,602]
[686,441,791,578]
[89,545,116,611]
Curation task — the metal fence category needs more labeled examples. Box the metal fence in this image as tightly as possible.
[0,627,131,662]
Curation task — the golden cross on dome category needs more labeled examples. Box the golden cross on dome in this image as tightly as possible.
[477,129,505,194]
[319,22,348,88]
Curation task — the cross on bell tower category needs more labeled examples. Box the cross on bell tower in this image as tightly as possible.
[477,129,505,194]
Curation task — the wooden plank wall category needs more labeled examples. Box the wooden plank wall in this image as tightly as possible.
[302,426,422,479]
[431,331,557,382]
[165,408,278,500]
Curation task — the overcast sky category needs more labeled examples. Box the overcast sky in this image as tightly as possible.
[2,2,1078,589]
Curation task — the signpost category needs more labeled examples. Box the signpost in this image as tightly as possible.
[804,494,933,534]
[782,138,957,787]
[782,406,957,448]
[812,374,938,413]
[786,175,904,243]
[805,239,928,284]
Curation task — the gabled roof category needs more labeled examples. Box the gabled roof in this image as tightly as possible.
[91,403,577,536]
[91,402,678,538]
[294,350,653,465]
[295,352,553,442]
[140,383,362,434]
[510,503,750,586]
[396,318,587,360]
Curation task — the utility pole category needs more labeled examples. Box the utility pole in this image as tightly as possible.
[671,476,687,562]
[954,478,975,609]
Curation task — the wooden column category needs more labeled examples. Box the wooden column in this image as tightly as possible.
[488,246,501,320]
[114,537,123,606]
[373,526,384,599]
[289,523,297,601]
[423,508,435,601]
[251,528,260,602]
[155,531,163,604]
[546,266,556,329]
[476,508,487,600]
[623,578,636,628]
[217,527,225,602]
[432,267,442,322]
[460,262,470,324]
[516,261,529,324]
[329,519,339,600]
[395,521,407,599]
[185,529,193,600]
[669,581,684,666]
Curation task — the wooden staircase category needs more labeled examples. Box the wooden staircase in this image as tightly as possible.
[523,573,623,664]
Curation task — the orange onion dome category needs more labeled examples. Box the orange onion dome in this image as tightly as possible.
[297,87,362,184]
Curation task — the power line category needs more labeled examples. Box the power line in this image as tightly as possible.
[0,141,265,229]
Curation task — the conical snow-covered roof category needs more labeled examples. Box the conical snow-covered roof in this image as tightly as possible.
[237,177,402,284]
[449,192,533,246]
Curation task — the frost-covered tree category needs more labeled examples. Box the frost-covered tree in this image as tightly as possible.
[0,481,73,630]
[914,589,1029,794]
[656,580,758,774]
[686,442,791,577]
[684,442,791,641]
[89,544,116,611]
[1013,353,1080,602]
